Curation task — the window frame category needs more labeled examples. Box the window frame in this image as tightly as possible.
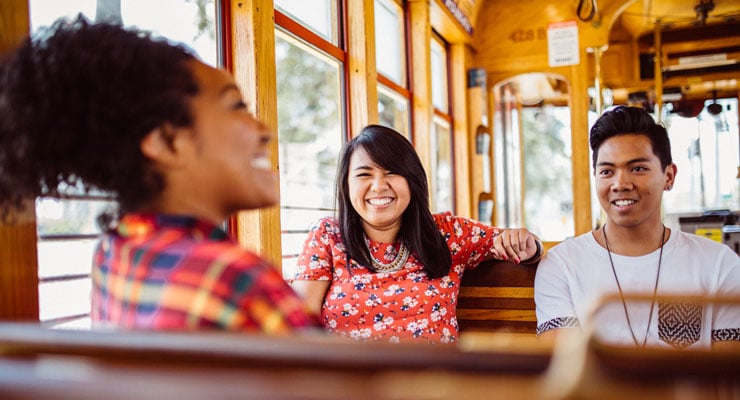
[429,31,455,214]
[374,0,412,138]
[273,2,350,276]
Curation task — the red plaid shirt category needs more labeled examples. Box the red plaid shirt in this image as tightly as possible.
[92,213,319,333]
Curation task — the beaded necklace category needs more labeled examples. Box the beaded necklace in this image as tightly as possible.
[365,237,410,273]
[603,224,666,348]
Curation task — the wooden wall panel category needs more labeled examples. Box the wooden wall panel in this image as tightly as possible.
[0,0,38,321]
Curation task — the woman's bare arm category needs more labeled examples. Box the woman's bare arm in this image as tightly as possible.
[290,280,331,316]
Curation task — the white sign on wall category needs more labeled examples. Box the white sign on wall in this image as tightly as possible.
[548,20,579,67]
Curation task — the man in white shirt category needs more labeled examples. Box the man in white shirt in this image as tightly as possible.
[534,106,740,349]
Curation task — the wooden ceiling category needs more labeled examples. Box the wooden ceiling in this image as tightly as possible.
[619,0,740,39]
[469,0,739,102]
[615,0,740,101]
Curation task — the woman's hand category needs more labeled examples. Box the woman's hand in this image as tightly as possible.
[489,228,541,264]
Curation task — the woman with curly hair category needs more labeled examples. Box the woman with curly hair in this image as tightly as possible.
[0,17,318,333]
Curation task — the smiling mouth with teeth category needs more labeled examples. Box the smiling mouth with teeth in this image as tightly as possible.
[251,157,270,170]
[613,199,636,206]
[368,198,393,206]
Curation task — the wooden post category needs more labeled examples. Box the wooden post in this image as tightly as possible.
[0,0,39,321]
[408,0,433,184]
[346,0,378,135]
[229,0,282,269]
[570,47,594,235]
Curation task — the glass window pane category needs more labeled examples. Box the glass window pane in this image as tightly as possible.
[430,37,448,112]
[275,30,344,276]
[30,0,219,66]
[39,279,91,322]
[663,98,739,215]
[38,239,97,279]
[374,0,406,86]
[493,102,522,228]
[36,198,115,236]
[378,84,410,137]
[493,73,573,239]
[275,0,338,46]
[282,257,299,280]
[521,106,574,240]
[431,117,453,213]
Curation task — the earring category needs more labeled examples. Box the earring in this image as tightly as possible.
[665,185,672,191]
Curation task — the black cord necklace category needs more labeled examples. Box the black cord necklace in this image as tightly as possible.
[603,224,666,348]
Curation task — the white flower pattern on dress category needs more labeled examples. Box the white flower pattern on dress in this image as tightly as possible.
[293,212,500,343]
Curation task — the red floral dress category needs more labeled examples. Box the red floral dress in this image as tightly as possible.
[293,212,500,343]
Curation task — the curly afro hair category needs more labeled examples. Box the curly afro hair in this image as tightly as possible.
[0,16,198,222]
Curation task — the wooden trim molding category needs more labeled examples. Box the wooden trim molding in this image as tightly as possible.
[346,0,378,134]
[0,0,38,322]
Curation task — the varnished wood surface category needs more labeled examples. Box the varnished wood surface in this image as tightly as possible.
[0,356,547,400]
[0,322,551,399]
[2,321,736,400]
[229,0,283,268]
[458,259,539,334]
[0,1,37,322]
[0,323,551,374]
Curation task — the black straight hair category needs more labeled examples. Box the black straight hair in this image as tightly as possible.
[335,125,452,278]
[590,106,673,169]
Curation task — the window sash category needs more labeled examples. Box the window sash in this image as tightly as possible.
[274,27,346,277]
[374,0,407,87]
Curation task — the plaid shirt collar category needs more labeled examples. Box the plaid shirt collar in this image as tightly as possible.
[116,213,230,241]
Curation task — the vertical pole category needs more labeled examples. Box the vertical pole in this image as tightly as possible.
[653,21,663,122]
[592,46,604,115]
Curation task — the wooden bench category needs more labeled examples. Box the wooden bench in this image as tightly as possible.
[0,322,551,400]
[458,259,539,335]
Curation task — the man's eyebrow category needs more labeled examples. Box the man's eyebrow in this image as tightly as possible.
[596,157,652,167]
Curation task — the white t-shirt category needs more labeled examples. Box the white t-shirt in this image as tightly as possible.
[535,229,740,349]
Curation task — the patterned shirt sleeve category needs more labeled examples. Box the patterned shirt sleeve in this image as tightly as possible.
[293,218,336,280]
[434,212,500,269]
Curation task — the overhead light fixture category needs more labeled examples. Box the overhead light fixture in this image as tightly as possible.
[707,90,723,116]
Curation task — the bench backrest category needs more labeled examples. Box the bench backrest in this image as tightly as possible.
[458,259,538,334]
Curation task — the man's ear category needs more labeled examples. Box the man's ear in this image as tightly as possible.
[140,125,185,168]
[664,163,678,191]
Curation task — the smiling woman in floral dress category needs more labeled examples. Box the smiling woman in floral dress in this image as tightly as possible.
[291,125,542,343]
